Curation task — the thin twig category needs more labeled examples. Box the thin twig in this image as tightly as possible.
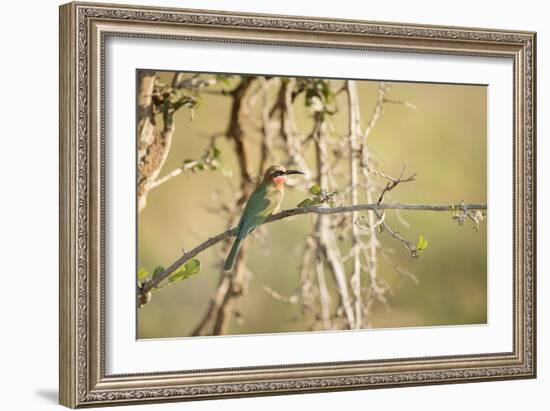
[377,164,417,204]
[149,160,199,190]
[363,82,390,141]
[373,209,417,256]
[263,286,299,305]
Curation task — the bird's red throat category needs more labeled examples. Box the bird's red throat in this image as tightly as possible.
[273,176,286,190]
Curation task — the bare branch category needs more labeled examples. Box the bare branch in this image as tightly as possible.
[227,78,255,183]
[314,114,355,329]
[377,164,417,204]
[138,200,487,302]
[280,78,314,181]
[298,235,317,317]
[280,202,487,215]
[373,209,417,256]
[190,78,257,336]
[363,82,390,141]
[357,82,388,327]
[257,77,279,176]
[383,98,418,110]
[263,286,299,305]
[315,259,332,329]
[346,80,363,329]
[149,161,198,189]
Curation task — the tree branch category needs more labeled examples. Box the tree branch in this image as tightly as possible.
[227,78,254,183]
[346,80,363,329]
[149,159,199,190]
[190,77,256,336]
[315,259,332,330]
[313,110,355,329]
[138,201,487,301]
[137,72,210,211]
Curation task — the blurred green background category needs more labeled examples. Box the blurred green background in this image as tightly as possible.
[138,73,487,338]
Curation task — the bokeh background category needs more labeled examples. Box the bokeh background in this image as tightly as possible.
[138,72,487,339]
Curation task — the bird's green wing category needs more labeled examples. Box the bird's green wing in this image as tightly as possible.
[236,185,281,239]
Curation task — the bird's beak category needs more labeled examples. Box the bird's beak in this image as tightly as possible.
[284,169,305,176]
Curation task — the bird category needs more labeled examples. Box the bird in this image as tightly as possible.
[223,165,304,271]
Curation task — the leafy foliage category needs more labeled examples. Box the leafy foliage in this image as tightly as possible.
[167,259,201,284]
[152,266,164,282]
[309,184,322,195]
[137,259,201,295]
[301,79,337,118]
[182,144,232,177]
[137,267,149,286]
[297,185,339,208]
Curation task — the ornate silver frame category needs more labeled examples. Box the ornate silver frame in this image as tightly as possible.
[59,1,536,407]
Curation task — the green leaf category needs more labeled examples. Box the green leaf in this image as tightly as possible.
[168,259,201,284]
[297,198,314,208]
[184,259,201,275]
[137,267,149,284]
[309,184,322,195]
[152,266,165,281]
[168,271,185,283]
[167,266,186,284]
[212,146,221,158]
[416,235,429,252]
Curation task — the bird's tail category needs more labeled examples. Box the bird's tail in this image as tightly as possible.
[224,237,243,271]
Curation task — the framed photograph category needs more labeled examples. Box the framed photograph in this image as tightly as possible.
[59,1,536,407]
